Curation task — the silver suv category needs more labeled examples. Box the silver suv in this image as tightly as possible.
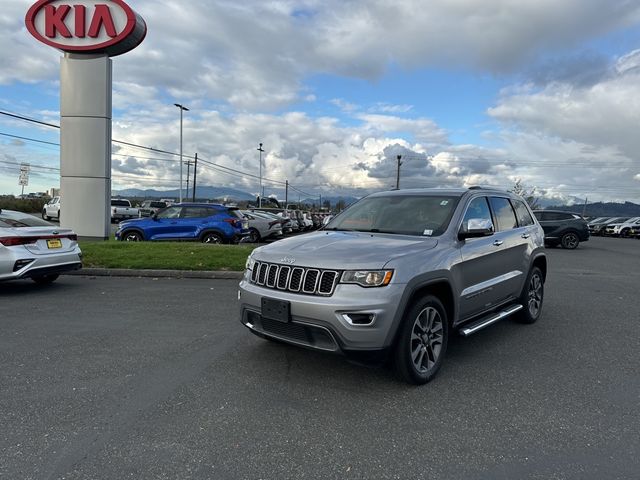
[239,187,547,384]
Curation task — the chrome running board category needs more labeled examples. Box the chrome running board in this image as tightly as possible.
[459,304,523,337]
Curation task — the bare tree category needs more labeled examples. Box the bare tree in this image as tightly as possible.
[510,179,541,209]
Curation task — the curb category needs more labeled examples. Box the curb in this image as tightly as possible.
[64,268,243,280]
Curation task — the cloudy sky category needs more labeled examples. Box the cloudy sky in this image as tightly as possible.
[1,0,640,204]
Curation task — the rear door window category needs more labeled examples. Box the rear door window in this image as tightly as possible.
[182,207,215,218]
[489,197,518,231]
[512,200,535,227]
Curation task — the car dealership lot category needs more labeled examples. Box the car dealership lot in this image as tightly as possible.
[1,237,638,479]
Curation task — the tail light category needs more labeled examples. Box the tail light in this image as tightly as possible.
[268,220,280,228]
[0,237,37,246]
[224,218,241,228]
[0,234,76,246]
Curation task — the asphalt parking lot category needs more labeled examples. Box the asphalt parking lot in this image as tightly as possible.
[1,237,638,479]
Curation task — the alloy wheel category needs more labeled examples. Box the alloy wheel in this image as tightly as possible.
[410,306,444,373]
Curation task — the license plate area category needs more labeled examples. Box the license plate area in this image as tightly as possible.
[261,297,290,323]
[46,239,62,249]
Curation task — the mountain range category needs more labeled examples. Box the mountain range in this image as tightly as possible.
[113,185,639,215]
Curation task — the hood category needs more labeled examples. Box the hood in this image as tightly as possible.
[252,230,438,270]
[119,217,148,227]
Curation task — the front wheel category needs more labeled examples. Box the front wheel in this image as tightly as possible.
[514,266,544,324]
[42,210,50,221]
[560,232,579,249]
[201,232,223,244]
[32,274,59,285]
[122,231,143,242]
[393,295,449,385]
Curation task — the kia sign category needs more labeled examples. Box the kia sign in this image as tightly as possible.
[25,0,146,57]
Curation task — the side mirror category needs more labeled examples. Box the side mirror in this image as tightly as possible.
[458,218,494,240]
[152,213,158,221]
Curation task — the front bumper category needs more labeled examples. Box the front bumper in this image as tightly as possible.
[238,275,405,352]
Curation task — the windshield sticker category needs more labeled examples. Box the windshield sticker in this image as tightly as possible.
[440,201,448,206]
[423,229,433,236]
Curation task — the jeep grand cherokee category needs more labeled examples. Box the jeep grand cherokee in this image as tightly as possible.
[239,187,547,384]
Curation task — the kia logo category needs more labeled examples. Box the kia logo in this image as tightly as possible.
[25,0,146,57]
[280,257,296,265]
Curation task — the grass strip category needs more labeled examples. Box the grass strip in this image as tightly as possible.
[79,241,256,271]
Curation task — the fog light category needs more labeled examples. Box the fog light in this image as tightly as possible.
[342,313,376,326]
[13,259,34,271]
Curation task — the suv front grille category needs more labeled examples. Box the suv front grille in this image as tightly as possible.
[251,261,339,296]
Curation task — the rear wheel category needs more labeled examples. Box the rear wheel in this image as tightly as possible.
[201,232,223,244]
[123,230,143,241]
[394,295,448,385]
[560,232,579,249]
[514,266,544,324]
[32,274,59,285]
[248,228,261,243]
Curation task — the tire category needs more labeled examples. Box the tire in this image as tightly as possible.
[122,230,143,242]
[42,210,50,221]
[248,228,261,243]
[393,295,449,385]
[514,266,544,324]
[560,232,579,249]
[201,232,223,244]
[31,274,59,285]
[621,228,630,238]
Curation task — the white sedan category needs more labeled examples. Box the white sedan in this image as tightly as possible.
[0,209,82,284]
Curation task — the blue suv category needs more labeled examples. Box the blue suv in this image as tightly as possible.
[115,203,248,243]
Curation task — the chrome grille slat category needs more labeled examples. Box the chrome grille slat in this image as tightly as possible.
[303,269,320,293]
[289,267,304,292]
[266,264,279,287]
[277,266,290,289]
[258,263,268,285]
[249,262,339,296]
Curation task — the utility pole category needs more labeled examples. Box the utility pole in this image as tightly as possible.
[285,180,288,207]
[192,153,198,202]
[257,143,264,208]
[174,103,189,203]
[582,197,588,218]
[186,160,191,201]
[395,155,402,190]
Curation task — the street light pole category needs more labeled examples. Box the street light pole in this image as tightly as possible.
[257,142,264,208]
[174,103,189,203]
[395,155,403,190]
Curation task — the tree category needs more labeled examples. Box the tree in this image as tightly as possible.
[510,179,540,209]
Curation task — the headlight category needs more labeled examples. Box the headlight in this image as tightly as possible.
[245,254,256,271]
[341,270,393,287]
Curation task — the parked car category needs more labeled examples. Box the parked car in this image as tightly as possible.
[111,199,140,222]
[42,196,61,221]
[587,217,612,235]
[630,224,640,239]
[590,217,629,236]
[0,209,82,283]
[239,187,546,385]
[250,210,292,234]
[240,210,283,242]
[532,210,589,249]
[115,203,248,243]
[603,217,640,237]
[302,211,314,230]
[139,200,168,217]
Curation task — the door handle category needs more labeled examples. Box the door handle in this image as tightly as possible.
[521,233,530,239]
[492,240,504,246]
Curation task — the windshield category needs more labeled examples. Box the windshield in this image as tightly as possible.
[0,215,53,227]
[325,194,460,236]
